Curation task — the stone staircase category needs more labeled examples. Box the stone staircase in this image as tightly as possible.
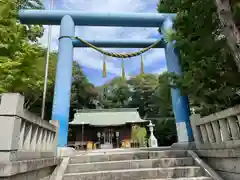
[62,149,214,180]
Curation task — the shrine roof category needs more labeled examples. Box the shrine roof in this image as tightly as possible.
[69,108,148,126]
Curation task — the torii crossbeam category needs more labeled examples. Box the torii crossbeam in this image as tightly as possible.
[19,10,193,147]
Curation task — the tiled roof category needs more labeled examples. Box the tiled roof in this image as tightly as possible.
[69,108,148,126]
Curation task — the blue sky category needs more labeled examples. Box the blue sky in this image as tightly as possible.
[40,0,167,86]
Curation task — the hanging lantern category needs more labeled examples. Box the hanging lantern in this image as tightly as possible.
[121,58,126,80]
[140,55,144,75]
[102,55,107,77]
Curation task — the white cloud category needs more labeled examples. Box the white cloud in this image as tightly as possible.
[144,49,165,67]
[38,25,60,50]
[152,67,167,75]
[40,0,166,83]
[74,49,124,75]
[61,0,152,12]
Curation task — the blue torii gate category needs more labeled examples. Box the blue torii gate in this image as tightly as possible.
[19,10,193,147]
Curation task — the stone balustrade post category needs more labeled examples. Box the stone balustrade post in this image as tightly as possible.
[211,121,222,144]
[19,120,26,150]
[36,128,43,151]
[41,129,47,151]
[30,126,38,151]
[0,93,24,161]
[50,120,59,155]
[200,125,209,143]
[227,116,240,140]
[24,123,32,150]
[205,123,215,143]
[190,114,203,147]
[0,93,24,115]
[46,131,52,151]
[219,119,231,141]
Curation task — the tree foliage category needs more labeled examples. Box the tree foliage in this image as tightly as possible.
[0,0,99,120]
[127,74,159,118]
[0,0,48,109]
[71,62,99,110]
[17,0,44,9]
[98,73,172,118]
[98,73,176,146]
[153,119,177,146]
[214,0,240,71]
[131,125,147,147]
[158,0,240,115]
[98,77,132,108]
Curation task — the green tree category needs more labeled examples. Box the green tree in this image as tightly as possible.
[0,0,46,106]
[0,0,98,120]
[24,51,57,119]
[0,0,59,119]
[71,62,99,110]
[151,72,173,117]
[153,119,177,146]
[98,73,176,146]
[128,74,159,118]
[17,0,44,9]
[98,77,132,108]
[98,73,173,118]
[214,0,240,70]
[131,125,147,147]
[158,0,240,115]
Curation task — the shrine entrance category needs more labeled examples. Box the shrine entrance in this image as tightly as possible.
[69,109,148,149]
[100,128,114,149]
[102,128,114,144]
[19,10,193,147]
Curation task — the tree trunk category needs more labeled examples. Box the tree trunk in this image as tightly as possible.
[215,0,240,71]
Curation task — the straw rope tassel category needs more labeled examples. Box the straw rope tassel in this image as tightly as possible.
[140,55,144,75]
[103,55,107,77]
[121,58,126,80]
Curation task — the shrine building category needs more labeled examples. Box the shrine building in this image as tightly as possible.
[68,108,148,149]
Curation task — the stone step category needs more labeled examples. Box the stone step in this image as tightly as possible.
[143,177,212,180]
[73,147,172,155]
[63,166,203,180]
[66,157,194,173]
[70,150,188,164]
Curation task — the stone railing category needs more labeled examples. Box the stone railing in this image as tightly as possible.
[191,105,240,149]
[191,106,240,180]
[0,93,59,162]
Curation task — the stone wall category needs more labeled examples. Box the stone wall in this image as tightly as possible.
[195,149,240,180]
[3,167,54,180]
[0,93,60,179]
[0,158,60,180]
[191,105,240,180]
